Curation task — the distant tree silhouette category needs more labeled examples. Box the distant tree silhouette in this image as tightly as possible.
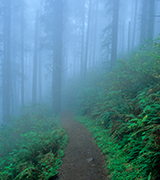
[111,0,120,69]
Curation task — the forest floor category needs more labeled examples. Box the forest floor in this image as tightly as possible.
[56,111,110,180]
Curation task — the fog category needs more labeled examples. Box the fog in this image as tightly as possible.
[0,0,160,123]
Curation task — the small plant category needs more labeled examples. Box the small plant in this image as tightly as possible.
[0,104,67,180]
[73,38,160,179]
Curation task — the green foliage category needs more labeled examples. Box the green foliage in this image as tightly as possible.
[0,104,67,180]
[73,38,160,179]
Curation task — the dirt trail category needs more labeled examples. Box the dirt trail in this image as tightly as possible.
[57,112,110,180]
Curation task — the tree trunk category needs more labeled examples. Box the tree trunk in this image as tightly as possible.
[2,0,11,122]
[140,0,148,43]
[110,0,120,69]
[52,0,63,114]
[131,0,138,48]
[92,1,98,67]
[32,11,39,104]
[38,53,42,102]
[84,0,92,77]
[21,1,24,106]
[148,0,155,40]
[128,21,131,53]
[80,0,85,77]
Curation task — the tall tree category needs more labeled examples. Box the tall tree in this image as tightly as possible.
[110,0,120,69]
[128,21,131,53]
[148,0,155,40]
[140,0,148,43]
[131,0,138,49]
[52,0,64,113]
[21,0,25,106]
[92,1,99,67]
[80,0,85,76]
[2,0,12,122]
[38,0,44,103]
[42,0,65,113]
[84,0,92,77]
[32,11,39,104]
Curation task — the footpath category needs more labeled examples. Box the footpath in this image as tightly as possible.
[57,112,110,180]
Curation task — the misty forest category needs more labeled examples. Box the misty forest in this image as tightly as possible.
[0,0,160,179]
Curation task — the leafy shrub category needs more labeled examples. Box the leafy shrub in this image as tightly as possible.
[74,38,160,179]
[0,104,67,180]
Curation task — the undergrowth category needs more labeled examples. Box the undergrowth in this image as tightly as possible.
[0,104,67,180]
[72,38,160,179]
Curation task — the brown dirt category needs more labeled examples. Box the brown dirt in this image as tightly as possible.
[57,112,110,180]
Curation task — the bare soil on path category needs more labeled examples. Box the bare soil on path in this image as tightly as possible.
[57,112,110,180]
